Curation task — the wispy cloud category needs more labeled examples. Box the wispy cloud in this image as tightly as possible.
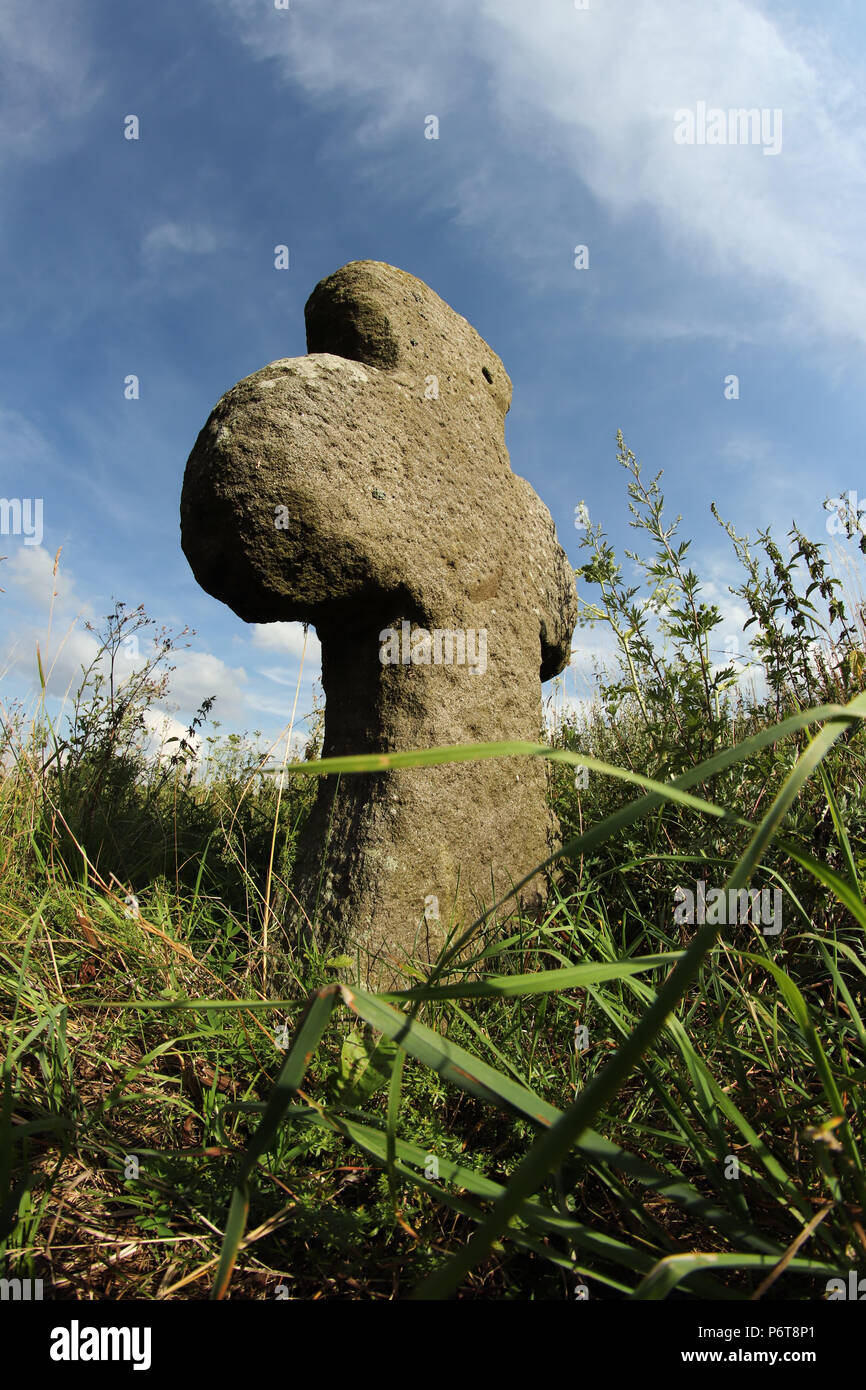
[141,221,221,266]
[219,0,866,350]
[716,433,778,470]
[0,407,57,470]
[0,0,102,169]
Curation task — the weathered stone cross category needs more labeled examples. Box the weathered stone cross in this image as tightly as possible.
[181,260,577,986]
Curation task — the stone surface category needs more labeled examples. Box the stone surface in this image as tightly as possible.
[180,260,577,986]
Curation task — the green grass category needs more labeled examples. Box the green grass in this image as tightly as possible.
[2,705,864,1299]
[2,440,865,1299]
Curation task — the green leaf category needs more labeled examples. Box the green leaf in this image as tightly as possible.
[412,691,866,1299]
[336,1027,399,1103]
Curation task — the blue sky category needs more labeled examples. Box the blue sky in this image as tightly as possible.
[2,0,865,759]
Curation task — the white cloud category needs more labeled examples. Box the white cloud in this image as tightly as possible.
[716,434,777,470]
[5,544,75,610]
[0,1,102,169]
[142,709,202,764]
[0,406,56,470]
[244,688,321,728]
[567,635,617,673]
[219,0,866,350]
[164,649,248,721]
[2,621,99,700]
[141,221,220,264]
[254,664,306,688]
[250,621,322,662]
[1,547,99,693]
[615,310,760,349]
[0,549,248,725]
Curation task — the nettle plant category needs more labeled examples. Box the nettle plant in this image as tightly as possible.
[711,506,864,719]
[575,432,740,778]
[574,432,865,776]
[35,602,212,881]
[46,603,196,784]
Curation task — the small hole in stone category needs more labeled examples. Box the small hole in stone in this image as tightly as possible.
[482,366,493,384]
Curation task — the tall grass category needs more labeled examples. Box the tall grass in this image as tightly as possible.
[1,438,864,1299]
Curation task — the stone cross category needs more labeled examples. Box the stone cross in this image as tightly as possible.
[180,261,577,987]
